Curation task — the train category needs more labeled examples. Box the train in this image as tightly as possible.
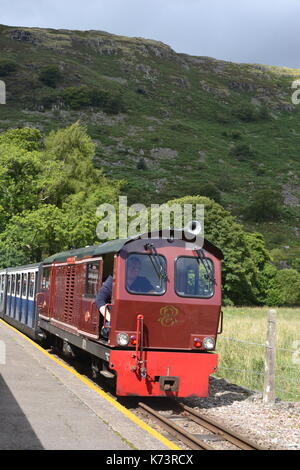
[0,227,223,397]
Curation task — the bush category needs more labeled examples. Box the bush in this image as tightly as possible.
[199,183,221,203]
[0,60,17,77]
[137,158,147,170]
[244,189,283,222]
[232,103,270,122]
[232,104,258,122]
[38,66,63,88]
[62,86,91,109]
[62,86,125,113]
[37,89,60,109]
[230,142,255,161]
[266,269,300,306]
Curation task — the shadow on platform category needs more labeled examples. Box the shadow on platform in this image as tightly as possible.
[0,374,44,450]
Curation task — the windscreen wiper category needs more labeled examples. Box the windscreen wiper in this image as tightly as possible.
[144,243,168,284]
[195,249,216,285]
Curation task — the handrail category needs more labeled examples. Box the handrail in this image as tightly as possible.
[103,303,112,328]
[135,314,146,379]
[218,310,223,334]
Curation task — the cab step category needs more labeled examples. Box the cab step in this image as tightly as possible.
[100,370,115,379]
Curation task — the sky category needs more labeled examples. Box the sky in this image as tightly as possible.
[1,0,300,68]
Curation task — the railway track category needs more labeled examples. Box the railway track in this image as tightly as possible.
[43,345,264,451]
[138,402,263,450]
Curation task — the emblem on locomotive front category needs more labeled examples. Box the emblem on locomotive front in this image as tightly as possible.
[158,305,179,327]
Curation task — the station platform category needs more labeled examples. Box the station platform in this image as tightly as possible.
[0,320,177,450]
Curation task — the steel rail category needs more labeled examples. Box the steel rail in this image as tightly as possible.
[138,402,264,451]
[178,403,263,450]
[138,402,214,450]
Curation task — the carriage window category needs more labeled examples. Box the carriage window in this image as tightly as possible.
[175,257,214,298]
[16,274,21,296]
[11,274,16,294]
[126,254,167,295]
[85,262,100,297]
[0,275,3,292]
[42,267,51,290]
[22,273,28,297]
[29,272,36,298]
[7,276,11,294]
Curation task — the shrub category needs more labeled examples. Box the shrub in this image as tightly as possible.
[38,66,63,88]
[266,269,300,306]
[0,60,17,77]
[62,86,91,109]
[230,142,255,161]
[137,158,147,170]
[232,104,258,122]
[244,189,283,222]
[62,86,125,113]
[200,183,221,203]
[37,89,60,109]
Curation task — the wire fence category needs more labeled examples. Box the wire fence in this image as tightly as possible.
[215,309,300,403]
[221,336,296,353]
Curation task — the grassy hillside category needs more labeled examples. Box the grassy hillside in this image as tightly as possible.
[0,24,299,266]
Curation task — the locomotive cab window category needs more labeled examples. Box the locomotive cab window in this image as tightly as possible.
[85,262,100,297]
[175,256,214,298]
[126,253,167,295]
[41,267,51,290]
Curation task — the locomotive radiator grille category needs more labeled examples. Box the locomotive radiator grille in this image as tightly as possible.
[64,266,76,323]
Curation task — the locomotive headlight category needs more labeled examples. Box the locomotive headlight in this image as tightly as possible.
[117,333,129,346]
[203,337,215,350]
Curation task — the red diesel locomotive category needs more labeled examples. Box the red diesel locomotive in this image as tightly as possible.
[0,228,223,397]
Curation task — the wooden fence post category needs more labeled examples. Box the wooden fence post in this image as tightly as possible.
[263,309,277,404]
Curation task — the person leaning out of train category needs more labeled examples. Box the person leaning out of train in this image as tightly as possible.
[95,275,113,339]
[96,256,154,338]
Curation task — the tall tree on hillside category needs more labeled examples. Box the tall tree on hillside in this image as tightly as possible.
[0,123,122,266]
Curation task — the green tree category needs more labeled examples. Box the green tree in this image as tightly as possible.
[266,269,300,306]
[0,122,123,266]
[0,130,43,226]
[0,127,42,151]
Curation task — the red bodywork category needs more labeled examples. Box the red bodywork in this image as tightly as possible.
[110,350,217,397]
[37,237,222,397]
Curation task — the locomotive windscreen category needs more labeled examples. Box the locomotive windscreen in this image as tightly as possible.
[175,256,214,298]
[125,253,166,295]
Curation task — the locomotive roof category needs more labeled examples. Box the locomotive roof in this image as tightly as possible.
[42,230,224,264]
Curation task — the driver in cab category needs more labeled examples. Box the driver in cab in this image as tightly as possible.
[96,256,154,330]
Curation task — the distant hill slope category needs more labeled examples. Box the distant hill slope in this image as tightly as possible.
[0,24,299,265]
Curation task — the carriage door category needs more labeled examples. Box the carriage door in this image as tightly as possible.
[37,266,52,320]
[0,274,5,316]
[80,258,102,339]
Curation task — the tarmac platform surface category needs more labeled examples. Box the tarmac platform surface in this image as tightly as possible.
[0,320,176,450]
